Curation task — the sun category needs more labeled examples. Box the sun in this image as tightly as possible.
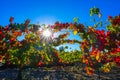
[38,25,54,42]
[42,29,52,37]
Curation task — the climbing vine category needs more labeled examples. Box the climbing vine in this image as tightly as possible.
[0,7,120,76]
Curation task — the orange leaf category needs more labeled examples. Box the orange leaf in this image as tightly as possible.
[59,58,62,63]
[0,58,2,62]
[85,67,94,75]
[13,32,19,36]
[70,40,74,44]
[70,23,74,29]
[11,37,16,41]
[96,53,100,61]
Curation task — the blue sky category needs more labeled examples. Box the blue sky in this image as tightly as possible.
[0,0,120,51]
[0,0,120,26]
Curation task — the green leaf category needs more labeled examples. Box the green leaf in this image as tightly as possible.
[73,17,79,23]
[90,7,100,16]
[100,21,103,27]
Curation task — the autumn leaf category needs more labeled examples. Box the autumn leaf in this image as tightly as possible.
[73,30,78,35]
[0,58,2,62]
[18,60,21,65]
[11,37,16,41]
[13,31,20,37]
[96,53,100,61]
[85,66,94,75]
[54,29,59,32]
[59,58,62,63]
[103,67,110,73]
[0,31,2,35]
[25,28,29,33]
[9,17,14,23]
[37,61,43,66]
[70,40,74,44]
[70,23,74,29]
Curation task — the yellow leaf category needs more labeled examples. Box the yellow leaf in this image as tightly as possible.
[73,30,78,35]
[82,59,85,63]
[54,29,58,32]
[47,57,50,62]
[64,54,66,57]
[25,34,30,39]
[103,67,110,73]
[18,60,20,64]
[45,54,50,62]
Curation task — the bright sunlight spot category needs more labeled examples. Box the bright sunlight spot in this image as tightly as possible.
[42,29,52,37]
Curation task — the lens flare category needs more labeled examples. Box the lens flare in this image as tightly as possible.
[42,29,52,37]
